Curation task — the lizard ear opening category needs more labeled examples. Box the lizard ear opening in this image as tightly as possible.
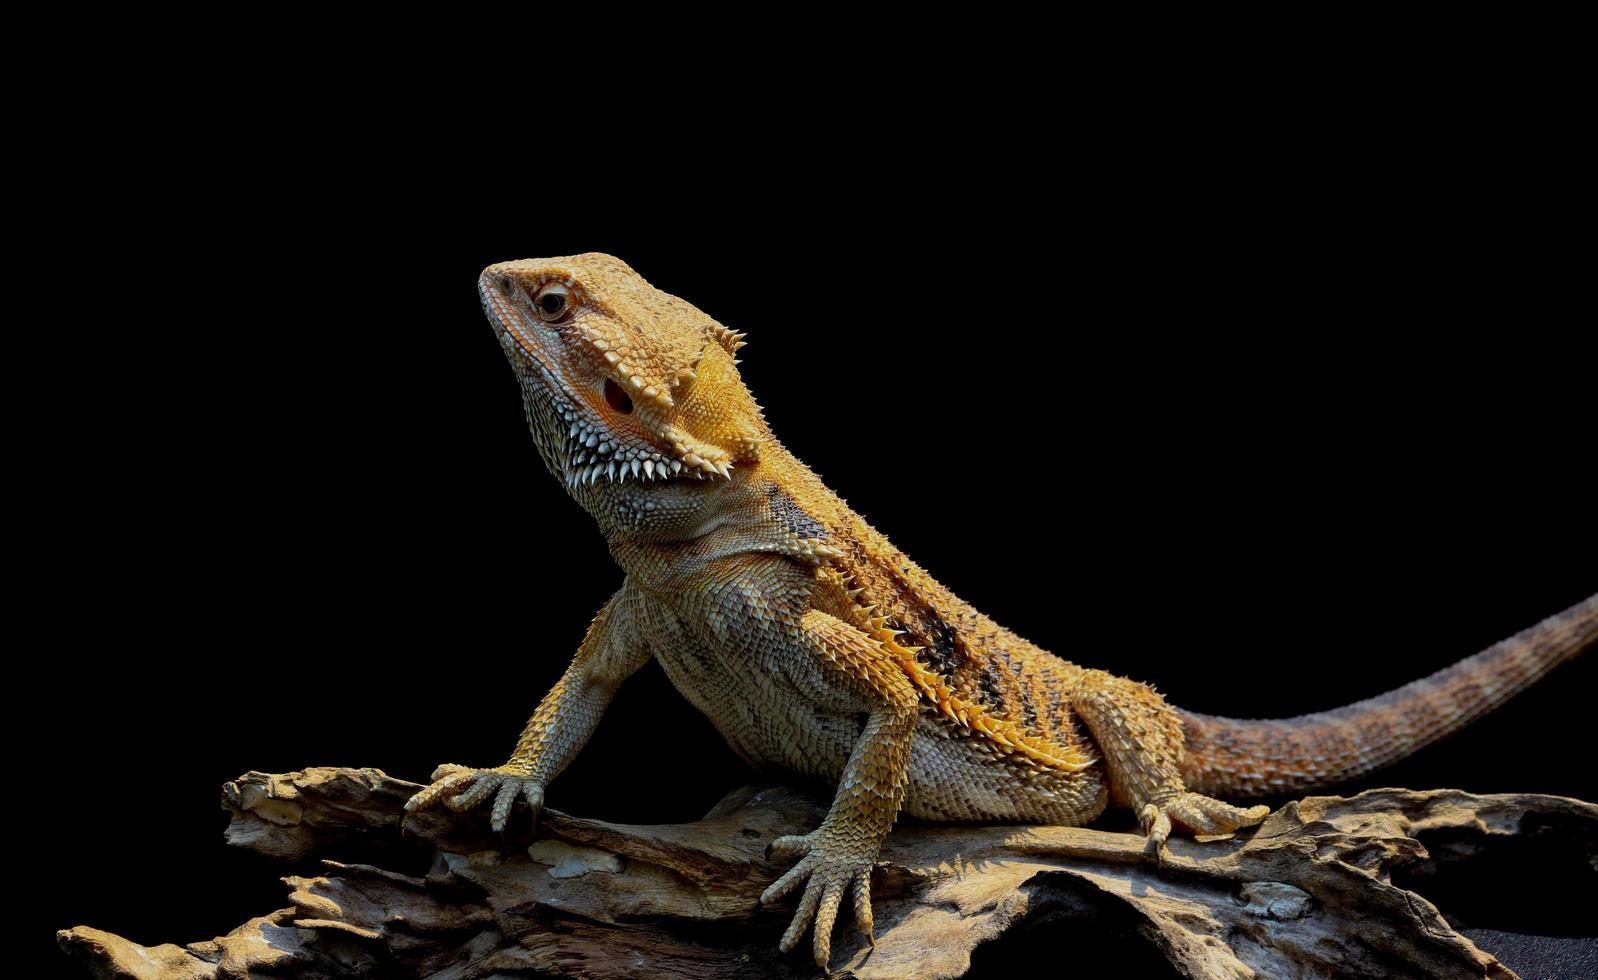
[604,378,634,414]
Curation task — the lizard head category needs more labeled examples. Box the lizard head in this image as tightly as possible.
[478,252,768,499]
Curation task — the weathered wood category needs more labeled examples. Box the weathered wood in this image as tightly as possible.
[57,767,1596,978]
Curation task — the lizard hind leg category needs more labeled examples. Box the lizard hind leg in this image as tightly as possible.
[1071,669,1269,856]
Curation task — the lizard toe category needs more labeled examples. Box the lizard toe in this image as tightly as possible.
[446,771,505,811]
[809,871,848,968]
[403,767,475,814]
[767,831,813,863]
[1168,793,1271,835]
[761,849,816,906]
[851,866,875,945]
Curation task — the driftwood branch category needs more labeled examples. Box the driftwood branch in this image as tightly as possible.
[58,767,1596,978]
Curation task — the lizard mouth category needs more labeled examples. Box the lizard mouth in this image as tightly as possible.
[505,349,731,492]
[498,338,722,490]
[559,427,720,489]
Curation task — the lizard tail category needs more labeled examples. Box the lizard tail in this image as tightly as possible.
[1178,593,1598,798]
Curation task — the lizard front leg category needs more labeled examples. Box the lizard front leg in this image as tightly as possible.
[1072,669,1269,856]
[759,609,919,970]
[405,583,649,832]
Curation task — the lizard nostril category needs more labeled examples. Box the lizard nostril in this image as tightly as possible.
[604,378,634,414]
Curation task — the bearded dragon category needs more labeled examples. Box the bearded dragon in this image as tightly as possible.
[404,252,1598,969]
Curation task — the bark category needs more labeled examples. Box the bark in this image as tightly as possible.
[57,767,1596,979]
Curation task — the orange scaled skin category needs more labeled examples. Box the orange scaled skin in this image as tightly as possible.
[404,253,1598,970]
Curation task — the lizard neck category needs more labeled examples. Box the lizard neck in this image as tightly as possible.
[590,440,854,594]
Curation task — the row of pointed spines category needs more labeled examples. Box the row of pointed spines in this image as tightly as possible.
[820,566,1096,774]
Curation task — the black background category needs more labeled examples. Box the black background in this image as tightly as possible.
[28,63,1596,976]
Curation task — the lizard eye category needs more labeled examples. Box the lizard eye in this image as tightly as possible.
[534,284,572,323]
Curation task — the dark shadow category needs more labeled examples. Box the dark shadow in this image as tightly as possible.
[967,870,1178,979]
[1390,809,1596,937]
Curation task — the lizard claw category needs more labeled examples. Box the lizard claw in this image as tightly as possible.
[761,830,877,969]
[404,762,545,834]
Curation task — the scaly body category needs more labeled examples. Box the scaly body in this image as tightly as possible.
[406,253,1597,969]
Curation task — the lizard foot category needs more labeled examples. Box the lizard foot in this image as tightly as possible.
[403,762,544,833]
[760,830,877,970]
[1140,793,1270,860]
